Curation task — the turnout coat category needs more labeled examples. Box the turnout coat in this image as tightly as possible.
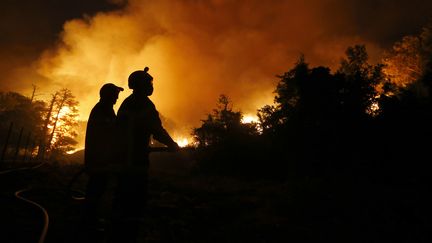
[116,93,176,169]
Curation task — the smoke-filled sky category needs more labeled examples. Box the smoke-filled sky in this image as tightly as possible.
[1,0,432,136]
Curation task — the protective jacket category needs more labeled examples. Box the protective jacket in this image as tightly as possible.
[84,101,117,173]
[116,93,175,166]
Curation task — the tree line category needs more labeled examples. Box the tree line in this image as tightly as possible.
[189,23,432,241]
[0,88,79,163]
[191,24,432,179]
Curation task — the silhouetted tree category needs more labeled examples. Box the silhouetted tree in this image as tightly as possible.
[383,36,422,87]
[0,91,46,155]
[337,45,384,117]
[37,88,79,160]
[383,24,432,93]
[257,104,281,135]
[38,91,59,159]
[48,88,79,158]
[192,95,264,176]
[193,94,257,147]
[257,56,308,137]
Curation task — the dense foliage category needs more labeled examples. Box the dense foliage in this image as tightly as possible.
[191,29,432,182]
[0,88,79,161]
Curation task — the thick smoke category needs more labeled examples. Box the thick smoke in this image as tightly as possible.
[4,0,432,139]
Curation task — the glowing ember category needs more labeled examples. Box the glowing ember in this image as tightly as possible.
[175,137,190,147]
[367,101,381,117]
[370,102,380,112]
[66,147,83,154]
[58,106,71,119]
[241,115,259,124]
[49,106,74,146]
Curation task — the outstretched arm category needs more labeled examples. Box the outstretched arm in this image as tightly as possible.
[151,109,179,151]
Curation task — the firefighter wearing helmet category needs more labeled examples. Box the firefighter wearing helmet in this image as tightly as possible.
[110,67,179,242]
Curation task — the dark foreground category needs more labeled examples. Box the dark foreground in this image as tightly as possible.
[0,151,429,243]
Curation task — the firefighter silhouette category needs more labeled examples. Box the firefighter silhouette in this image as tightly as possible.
[109,67,179,243]
[83,83,124,232]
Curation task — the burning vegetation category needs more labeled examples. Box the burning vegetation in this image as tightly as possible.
[1,4,432,242]
[2,22,432,162]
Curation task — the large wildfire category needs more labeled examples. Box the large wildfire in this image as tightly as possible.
[3,0,429,148]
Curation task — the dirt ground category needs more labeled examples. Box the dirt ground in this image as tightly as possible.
[0,151,347,243]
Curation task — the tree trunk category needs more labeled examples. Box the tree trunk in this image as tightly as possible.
[37,92,58,161]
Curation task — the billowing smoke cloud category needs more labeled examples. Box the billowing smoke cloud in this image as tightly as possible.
[0,0,123,93]
[4,0,432,140]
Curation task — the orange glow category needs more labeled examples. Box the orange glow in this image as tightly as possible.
[66,147,84,155]
[367,101,381,117]
[51,106,71,135]
[32,0,380,120]
[175,137,191,148]
[11,0,384,149]
[58,106,71,120]
[382,36,422,87]
[48,106,76,147]
[241,114,259,124]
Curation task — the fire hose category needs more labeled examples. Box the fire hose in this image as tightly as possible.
[15,188,49,243]
[0,163,49,243]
